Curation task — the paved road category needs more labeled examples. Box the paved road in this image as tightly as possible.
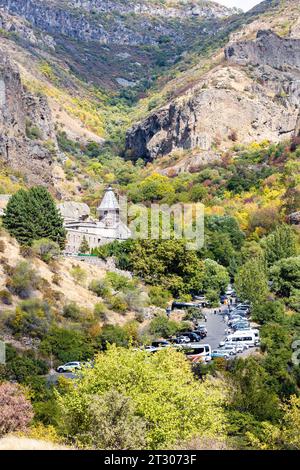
[199,308,228,349]
[198,306,259,357]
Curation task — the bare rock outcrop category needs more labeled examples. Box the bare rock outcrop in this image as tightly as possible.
[125,30,300,162]
[0,51,56,186]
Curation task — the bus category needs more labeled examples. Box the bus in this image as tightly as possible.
[177,344,212,363]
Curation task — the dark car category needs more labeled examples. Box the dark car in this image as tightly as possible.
[177,332,201,342]
[194,326,207,339]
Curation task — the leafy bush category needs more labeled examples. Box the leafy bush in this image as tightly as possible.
[0,289,12,305]
[97,325,129,350]
[148,286,171,308]
[63,302,82,321]
[70,265,87,285]
[69,390,147,449]
[94,302,108,321]
[0,345,48,383]
[0,382,34,436]
[40,327,94,363]
[32,238,60,263]
[9,299,53,338]
[6,261,41,299]
[149,314,180,338]
[89,279,112,298]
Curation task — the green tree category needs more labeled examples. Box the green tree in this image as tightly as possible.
[229,357,281,422]
[270,256,300,298]
[149,314,180,338]
[201,259,229,295]
[56,346,227,449]
[235,258,269,306]
[252,301,285,325]
[3,187,66,248]
[79,236,90,254]
[148,286,171,308]
[262,225,297,266]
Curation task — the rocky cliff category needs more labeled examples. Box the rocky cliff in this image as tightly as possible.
[125,29,300,162]
[0,0,239,89]
[0,0,234,45]
[0,51,56,186]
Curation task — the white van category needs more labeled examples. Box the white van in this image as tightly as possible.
[225,330,259,347]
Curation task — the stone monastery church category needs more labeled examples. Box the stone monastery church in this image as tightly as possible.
[59,186,131,254]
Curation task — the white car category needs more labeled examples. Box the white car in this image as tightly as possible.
[220,345,237,355]
[57,361,81,373]
[224,342,244,353]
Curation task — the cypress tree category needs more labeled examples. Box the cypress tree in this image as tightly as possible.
[3,187,66,248]
[79,236,90,254]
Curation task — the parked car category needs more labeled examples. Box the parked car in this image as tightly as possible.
[232,322,250,331]
[223,341,249,351]
[211,350,230,359]
[175,335,191,344]
[228,315,244,325]
[225,285,235,296]
[57,361,81,373]
[194,325,207,338]
[223,342,244,353]
[177,332,202,342]
[219,345,237,355]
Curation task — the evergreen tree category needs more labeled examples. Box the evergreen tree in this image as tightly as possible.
[79,236,90,254]
[3,187,66,248]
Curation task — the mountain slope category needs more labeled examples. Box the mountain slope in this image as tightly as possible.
[0,0,237,90]
[125,0,300,168]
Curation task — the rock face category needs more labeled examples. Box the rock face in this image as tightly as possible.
[125,30,300,161]
[0,0,234,45]
[0,52,55,185]
[225,29,300,69]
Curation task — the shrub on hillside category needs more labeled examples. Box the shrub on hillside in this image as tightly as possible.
[39,327,94,363]
[63,302,82,321]
[0,289,13,305]
[94,302,108,321]
[89,279,112,299]
[8,299,53,338]
[6,261,41,299]
[32,238,60,263]
[148,286,171,308]
[0,382,34,437]
[70,265,87,285]
[149,314,181,338]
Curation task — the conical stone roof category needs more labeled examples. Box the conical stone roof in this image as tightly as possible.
[98,186,119,211]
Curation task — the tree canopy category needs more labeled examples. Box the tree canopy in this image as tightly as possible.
[3,187,66,248]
